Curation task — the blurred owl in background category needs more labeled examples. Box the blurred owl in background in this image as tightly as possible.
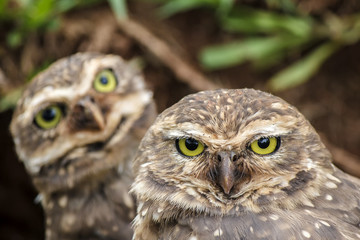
[10,53,157,240]
[132,88,360,240]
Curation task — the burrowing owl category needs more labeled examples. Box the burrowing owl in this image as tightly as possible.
[131,88,360,240]
[10,53,157,240]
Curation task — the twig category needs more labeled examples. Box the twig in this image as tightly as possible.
[116,17,219,91]
[113,16,360,179]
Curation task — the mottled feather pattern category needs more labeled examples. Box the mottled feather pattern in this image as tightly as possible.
[132,88,360,240]
[10,53,157,240]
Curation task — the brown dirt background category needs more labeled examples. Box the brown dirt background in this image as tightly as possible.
[0,1,359,239]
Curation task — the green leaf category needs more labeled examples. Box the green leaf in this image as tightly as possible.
[158,0,217,18]
[216,0,234,16]
[25,0,55,30]
[221,6,312,37]
[268,42,340,91]
[7,31,23,48]
[0,87,23,112]
[108,0,128,20]
[46,18,61,31]
[56,0,78,13]
[0,0,10,18]
[200,36,307,70]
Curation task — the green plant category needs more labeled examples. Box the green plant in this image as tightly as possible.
[0,0,108,112]
[1,0,103,48]
[108,0,127,19]
[146,0,360,91]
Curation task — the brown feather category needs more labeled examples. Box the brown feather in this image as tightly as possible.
[10,53,157,240]
[132,89,360,240]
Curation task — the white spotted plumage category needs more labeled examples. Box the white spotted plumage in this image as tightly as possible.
[131,88,360,240]
[10,53,157,240]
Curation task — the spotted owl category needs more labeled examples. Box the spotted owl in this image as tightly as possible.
[131,88,360,240]
[10,52,157,240]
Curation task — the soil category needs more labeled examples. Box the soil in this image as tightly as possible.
[0,1,359,239]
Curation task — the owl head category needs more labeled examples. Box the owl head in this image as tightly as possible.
[10,53,155,193]
[132,89,333,212]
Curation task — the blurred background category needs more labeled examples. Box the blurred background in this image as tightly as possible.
[0,0,360,239]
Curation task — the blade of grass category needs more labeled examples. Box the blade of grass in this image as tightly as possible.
[0,0,10,18]
[7,31,23,48]
[221,6,312,37]
[157,0,218,18]
[0,87,23,112]
[268,42,340,91]
[216,0,234,16]
[253,36,314,69]
[200,36,307,70]
[25,0,55,30]
[108,0,128,20]
[56,0,79,13]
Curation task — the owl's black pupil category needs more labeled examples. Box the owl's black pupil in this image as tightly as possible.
[185,138,199,151]
[100,76,108,85]
[257,138,270,149]
[42,108,57,121]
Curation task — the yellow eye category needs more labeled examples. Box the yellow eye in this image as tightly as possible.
[250,137,280,155]
[176,138,205,157]
[93,69,117,93]
[34,105,62,129]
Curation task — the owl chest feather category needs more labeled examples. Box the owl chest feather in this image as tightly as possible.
[42,174,135,240]
[134,170,360,240]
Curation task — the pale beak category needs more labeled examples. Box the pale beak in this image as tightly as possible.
[217,151,238,195]
[71,96,105,131]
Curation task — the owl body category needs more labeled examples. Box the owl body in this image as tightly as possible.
[131,89,360,240]
[10,53,157,240]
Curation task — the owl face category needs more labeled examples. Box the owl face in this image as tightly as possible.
[11,53,153,191]
[133,89,332,210]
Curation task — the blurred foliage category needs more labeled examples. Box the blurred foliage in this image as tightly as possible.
[0,57,54,112]
[0,0,112,112]
[0,0,104,48]
[0,0,129,112]
[108,0,128,20]
[145,0,360,91]
[1,0,360,112]
[0,87,23,112]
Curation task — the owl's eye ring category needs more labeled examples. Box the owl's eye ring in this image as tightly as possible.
[34,105,63,129]
[250,137,280,155]
[93,69,117,93]
[176,138,205,157]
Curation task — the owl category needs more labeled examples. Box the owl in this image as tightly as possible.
[10,53,157,240]
[131,88,360,240]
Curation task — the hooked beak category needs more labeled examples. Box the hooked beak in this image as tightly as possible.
[217,151,238,195]
[70,96,105,131]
